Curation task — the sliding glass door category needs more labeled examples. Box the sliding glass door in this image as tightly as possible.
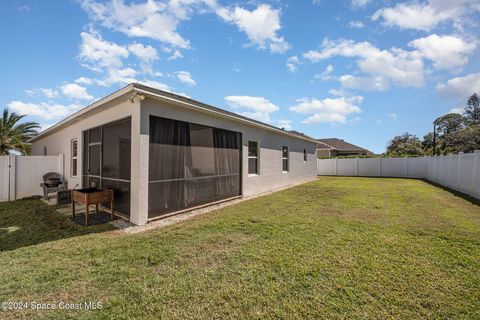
[148,116,242,218]
[83,118,131,216]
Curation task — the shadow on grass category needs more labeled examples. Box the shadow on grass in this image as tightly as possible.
[422,179,480,207]
[0,199,114,252]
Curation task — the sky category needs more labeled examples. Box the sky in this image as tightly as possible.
[0,0,479,154]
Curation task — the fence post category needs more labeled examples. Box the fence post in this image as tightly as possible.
[8,155,16,201]
[335,158,338,175]
[355,158,359,176]
[472,151,480,197]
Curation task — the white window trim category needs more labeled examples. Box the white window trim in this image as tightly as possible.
[282,146,289,173]
[248,140,260,176]
[71,138,78,177]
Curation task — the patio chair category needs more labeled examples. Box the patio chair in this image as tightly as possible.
[40,172,68,200]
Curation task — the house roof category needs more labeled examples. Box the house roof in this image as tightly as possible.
[30,83,318,144]
[287,130,316,140]
[317,138,372,153]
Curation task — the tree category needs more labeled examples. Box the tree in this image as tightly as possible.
[422,132,434,155]
[432,113,466,155]
[452,126,480,153]
[0,109,40,155]
[465,93,480,125]
[386,132,424,156]
[434,113,465,135]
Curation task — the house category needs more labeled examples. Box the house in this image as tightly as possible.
[317,138,372,157]
[30,83,318,225]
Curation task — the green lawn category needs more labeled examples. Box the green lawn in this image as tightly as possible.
[1,177,479,319]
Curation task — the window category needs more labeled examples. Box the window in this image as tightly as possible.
[248,141,259,175]
[71,139,78,177]
[149,116,241,218]
[304,149,307,162]
[282,146,289,172]
[42,146,47,156]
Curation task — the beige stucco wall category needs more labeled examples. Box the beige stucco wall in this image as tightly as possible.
[32,94,317,225]
[31,96,146,224]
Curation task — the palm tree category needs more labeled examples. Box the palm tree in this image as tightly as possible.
[0,109,40,155]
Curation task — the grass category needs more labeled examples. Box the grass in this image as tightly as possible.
[0,177,479,319]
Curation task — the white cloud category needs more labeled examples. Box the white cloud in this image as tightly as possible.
[351,0,371,8]
[80,0,194,49]
[79,30,129,71]
[218,4,290,53]
[290,96,362,124]
[328,88,346,97]
[304,39,425,88]
[175,71,196,86]
[339,75,390,91]
[7,101,82,120]
[136,79,172,92]
[225,95,279,112]
[167,49,183,60]
[372,0,480,31]
[408,34,476,70]
[82,1,291,55]
[96,67,138,87]
[225,95,280,123]
[61,83,94,100]
[272,119,292,130]
[74,77,93,85]
[25,88,59,99]
[436,73,480,99]
[449,107,464,114]
[168,0,218,20]
[314,64,334,81]
[128,43,159,63]
[348,20,364,28]
[286,56,300,72]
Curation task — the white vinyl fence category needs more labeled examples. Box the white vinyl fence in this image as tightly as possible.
[0,154,64,202]
[317,151,480,199]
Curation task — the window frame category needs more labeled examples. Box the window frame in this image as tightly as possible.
[248,140,260,176]
[71,138,78,177]
[282,146,289,172]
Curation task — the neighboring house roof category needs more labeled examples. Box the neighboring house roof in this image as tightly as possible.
[317,138,372,153]
[30,83,318,144]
